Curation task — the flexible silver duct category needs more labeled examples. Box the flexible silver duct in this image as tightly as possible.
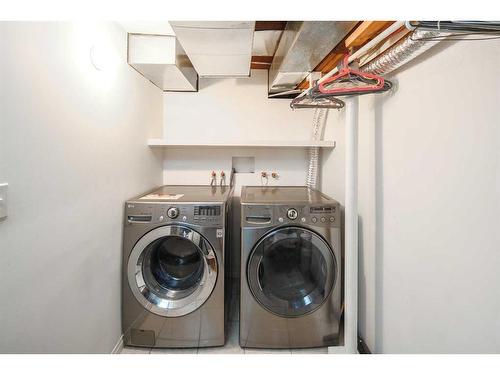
[306,108,328,189]
[362,29,441,75]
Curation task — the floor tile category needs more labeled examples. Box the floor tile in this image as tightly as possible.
[291,347,329,354]
[120,347,151,354]
[150,348,198,354]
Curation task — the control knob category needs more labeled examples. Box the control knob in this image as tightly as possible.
[167,207,179,219]
[287,208,298,220]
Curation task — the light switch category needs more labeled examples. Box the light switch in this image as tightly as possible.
[0,183,8,219]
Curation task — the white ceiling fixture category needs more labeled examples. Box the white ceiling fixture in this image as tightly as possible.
[169,21,255,77]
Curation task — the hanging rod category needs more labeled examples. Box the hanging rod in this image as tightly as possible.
[406,21,500,33]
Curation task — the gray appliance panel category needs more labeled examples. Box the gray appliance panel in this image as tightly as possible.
[241,186,336,205]
[240,224,342,349]
[129,185,232,204]
[122,185,232,349]
[239,185,342,349]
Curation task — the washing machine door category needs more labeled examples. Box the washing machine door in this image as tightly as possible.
[127,225,218,317]
[247,226,336,317]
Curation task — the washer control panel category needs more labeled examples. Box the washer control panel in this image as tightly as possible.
[126,203,224,227]
[193,205,222,224]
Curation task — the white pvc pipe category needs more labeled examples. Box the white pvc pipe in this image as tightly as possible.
[344,95,359,354]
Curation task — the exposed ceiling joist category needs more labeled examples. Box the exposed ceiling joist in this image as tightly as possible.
[251,56,273,69]
[255,21,287,31]
[345,21,394,48]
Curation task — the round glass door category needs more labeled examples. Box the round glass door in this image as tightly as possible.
[128,225,218,317]
[247,226,336,317]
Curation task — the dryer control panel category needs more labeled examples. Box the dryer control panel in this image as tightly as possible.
[243,203,340,228]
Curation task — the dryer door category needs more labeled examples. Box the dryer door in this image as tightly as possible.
[247,226,336,317]
[127,225,218,317]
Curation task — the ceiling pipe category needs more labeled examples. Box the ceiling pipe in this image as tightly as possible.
[343,95,359,355]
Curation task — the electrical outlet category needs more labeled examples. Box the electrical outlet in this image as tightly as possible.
[0,183,8,220]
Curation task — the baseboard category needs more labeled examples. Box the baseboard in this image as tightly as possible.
[111,334,124,354]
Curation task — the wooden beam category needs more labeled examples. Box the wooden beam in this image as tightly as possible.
[251,56,273,69]
[255,21,287,31]
[251,63,270,69]
[251,56,273,63]
[345,21,394,48]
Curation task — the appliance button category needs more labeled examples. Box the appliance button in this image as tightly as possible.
[182,216,187,221]
[287,208,298,220]
[329,217,335,222]
[301,217,306,223]
[320,217,326,223]
[167,207,179,219]
[159,215,164,221]
[311,217,318,223]
[278,217,284,223]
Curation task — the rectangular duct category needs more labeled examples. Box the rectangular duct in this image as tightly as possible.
[169,21,256,77]
[128,34,198,92]
[269,21,357,94]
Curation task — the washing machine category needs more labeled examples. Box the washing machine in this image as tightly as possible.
[240,186,342,349]
[122,185,232,348]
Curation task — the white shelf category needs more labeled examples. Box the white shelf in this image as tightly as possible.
[147,139,336,148]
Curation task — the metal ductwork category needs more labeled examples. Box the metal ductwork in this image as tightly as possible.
[269,21,357,94]
[169,21,255,77]
[128,34,198,92]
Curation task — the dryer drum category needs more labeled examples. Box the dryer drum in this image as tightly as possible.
[247,226,336,318]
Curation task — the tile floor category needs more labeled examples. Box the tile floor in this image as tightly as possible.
[119,280,328,355]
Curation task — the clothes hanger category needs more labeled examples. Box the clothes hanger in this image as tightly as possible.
[290,94,345,110]
[315,54,392,97]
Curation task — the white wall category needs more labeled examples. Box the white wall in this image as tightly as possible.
[162,70,340,188]
[162,70,341,278]
[0,22,163,353]
[322,39,500,353]
[162,69,343,191]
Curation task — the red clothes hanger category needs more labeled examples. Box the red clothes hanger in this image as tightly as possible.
[317,54,386,95]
